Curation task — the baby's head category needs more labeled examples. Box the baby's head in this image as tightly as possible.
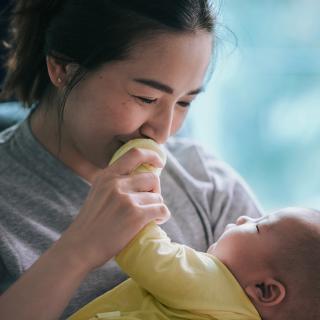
[208,207,320,320]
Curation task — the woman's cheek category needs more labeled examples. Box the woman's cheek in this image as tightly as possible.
[113,102,148,131]
[170,109,188,135]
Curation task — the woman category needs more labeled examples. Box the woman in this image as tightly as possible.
[0,1,262,319]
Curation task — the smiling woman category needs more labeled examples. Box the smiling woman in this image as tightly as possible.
[0,1,262,319]
[31,31,211,174]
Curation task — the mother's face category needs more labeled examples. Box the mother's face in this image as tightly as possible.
[63,31,213,168]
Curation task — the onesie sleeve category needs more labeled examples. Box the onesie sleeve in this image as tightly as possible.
[115,222,251,313]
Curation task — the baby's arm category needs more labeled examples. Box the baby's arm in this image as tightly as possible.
[116,222,228,311]
[112,139,244,312]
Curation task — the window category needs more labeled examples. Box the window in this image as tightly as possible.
[180,0,320,210]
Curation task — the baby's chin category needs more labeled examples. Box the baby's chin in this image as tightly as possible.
[207,242,217,255]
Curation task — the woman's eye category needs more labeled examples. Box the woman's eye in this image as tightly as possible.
[132,95,191,108]
[178,101,191,108]
[136,96,157,104]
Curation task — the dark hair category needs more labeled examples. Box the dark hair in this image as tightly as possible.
[0,0,215,107]
[269,208,320,320]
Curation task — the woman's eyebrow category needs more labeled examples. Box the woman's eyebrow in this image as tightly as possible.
[132,78,204,96]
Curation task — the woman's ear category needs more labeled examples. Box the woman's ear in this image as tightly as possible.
[46,56,67,87]
[245,278,286,307]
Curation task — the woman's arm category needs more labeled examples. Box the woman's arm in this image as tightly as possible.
[0,148,168,320]
[0,238,90,320]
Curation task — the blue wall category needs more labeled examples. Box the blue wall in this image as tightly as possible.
[181,0,320,211]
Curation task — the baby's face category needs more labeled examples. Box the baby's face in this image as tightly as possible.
[207,208,310,283]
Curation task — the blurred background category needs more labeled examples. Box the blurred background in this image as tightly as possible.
[179,0,320,211]
[0,0,319,212]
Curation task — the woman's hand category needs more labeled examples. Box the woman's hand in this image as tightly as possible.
[58,147,171,271]
[0,147,170,320]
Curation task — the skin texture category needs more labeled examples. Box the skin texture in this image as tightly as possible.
[0,31,213,320]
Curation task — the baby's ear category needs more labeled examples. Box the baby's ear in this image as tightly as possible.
[245,278,286,307]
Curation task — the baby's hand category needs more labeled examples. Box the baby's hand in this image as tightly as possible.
[59,138,170,271]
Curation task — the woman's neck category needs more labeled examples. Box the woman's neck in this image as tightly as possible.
[30,102,103,183]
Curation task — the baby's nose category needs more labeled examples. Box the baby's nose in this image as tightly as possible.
[236,215,252,225]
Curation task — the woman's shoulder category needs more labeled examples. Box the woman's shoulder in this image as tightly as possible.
[164,136,238,182]
[164,136,212,169]
[164,136,262,208]
[163,137,262,238]
[0,123,19,143]
[0,124,21,172]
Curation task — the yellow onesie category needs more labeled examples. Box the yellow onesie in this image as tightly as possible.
[70,139,261,319]
[69,222,261,320]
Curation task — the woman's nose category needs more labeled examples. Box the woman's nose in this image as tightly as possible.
[140,105,175,144]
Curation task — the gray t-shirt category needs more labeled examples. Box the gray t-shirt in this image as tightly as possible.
[0,118,262,318]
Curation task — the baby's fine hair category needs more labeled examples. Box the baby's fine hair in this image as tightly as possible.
[272,208,320,319]
[1,0,215,107]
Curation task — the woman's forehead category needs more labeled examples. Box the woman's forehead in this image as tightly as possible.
[123,33,212,91]
[125,32,212,71]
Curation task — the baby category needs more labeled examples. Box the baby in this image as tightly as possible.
[208,207,320,320]
[69,141,320,320]
[69,207,320,320]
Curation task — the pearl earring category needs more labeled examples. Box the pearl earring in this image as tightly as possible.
[57,77,62,83]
